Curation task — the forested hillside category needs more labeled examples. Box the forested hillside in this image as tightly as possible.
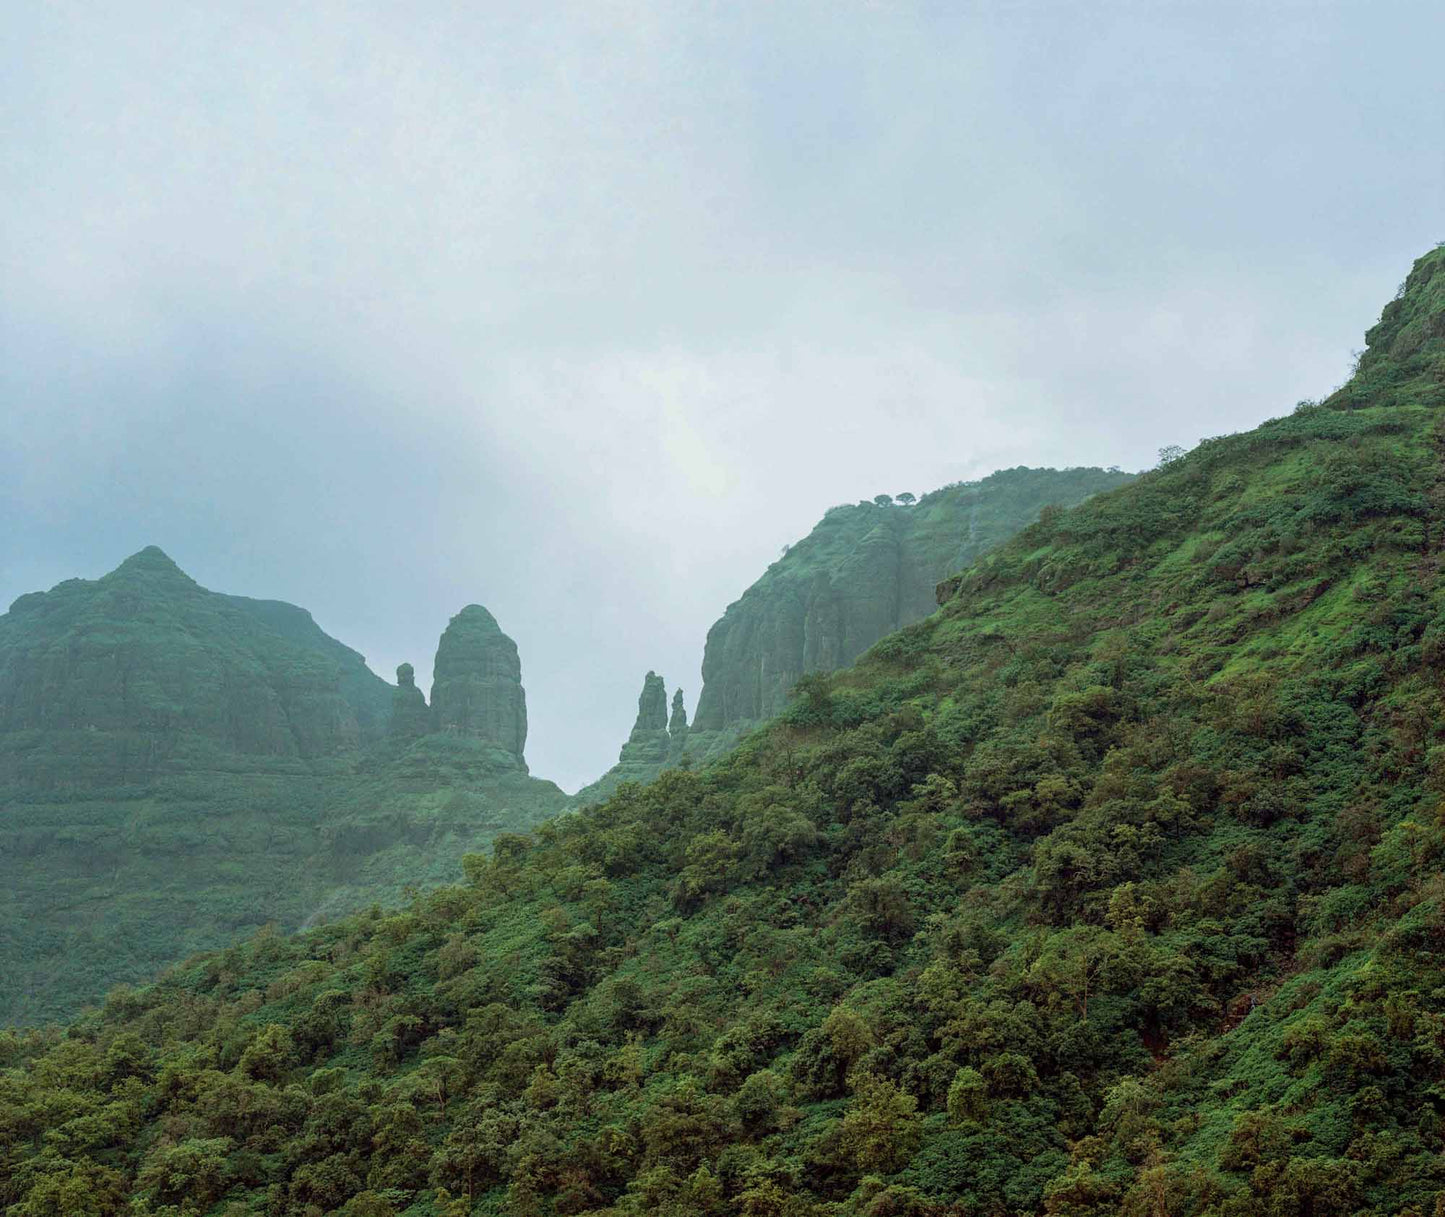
[4,247,1445,1217]
[578,466,1134,805]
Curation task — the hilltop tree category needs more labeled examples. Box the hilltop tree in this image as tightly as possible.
[1156,444,1186,467]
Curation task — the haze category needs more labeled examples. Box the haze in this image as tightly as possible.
[2,2,1440,790]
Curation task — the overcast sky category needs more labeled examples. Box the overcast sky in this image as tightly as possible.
[2,2,1441,790]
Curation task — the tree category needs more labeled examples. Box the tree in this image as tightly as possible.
[1156,444,1186,467]
[839,1074,922,1173]
[8,1159,128,1217]
[947,1066,989,1125]
[897,492,917,506]
[1025,927,1115,1021]
[135,1137,235,1209]
[874,493,895,506]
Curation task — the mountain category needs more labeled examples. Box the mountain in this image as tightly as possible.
[4,247,1445,1217]
[578,466,1134,804]
[0,558,567,1024]
[0,545,393,785]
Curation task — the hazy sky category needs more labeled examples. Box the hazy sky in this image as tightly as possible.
[3,3,1441,790]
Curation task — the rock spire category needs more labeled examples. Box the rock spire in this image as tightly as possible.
[429,605,528,763]
[389,662,430,740]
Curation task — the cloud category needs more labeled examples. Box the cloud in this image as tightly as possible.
[2,1,1441,789]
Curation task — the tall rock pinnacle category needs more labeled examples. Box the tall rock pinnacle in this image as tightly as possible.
[668,687,689,763]
[429,605,528,763]
[571,670,676,804]
[621,671,671,768]
[389,662,430,740]
[634,671,669,734]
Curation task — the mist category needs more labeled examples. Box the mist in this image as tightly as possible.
[3,1,1440,790]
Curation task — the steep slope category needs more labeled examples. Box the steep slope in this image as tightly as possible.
[579,466,1134,803]
[0,557,567,1024]
[691,466,1134,740]
[5,248,1445,1217]
[574,671,683,805]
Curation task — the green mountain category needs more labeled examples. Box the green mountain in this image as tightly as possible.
[5,247,1445,1217]
[0,546,393,784]
[0,562,567,1025]
[577,467,1134,805]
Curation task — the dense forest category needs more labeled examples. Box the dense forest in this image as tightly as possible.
[2,245,1444,1217]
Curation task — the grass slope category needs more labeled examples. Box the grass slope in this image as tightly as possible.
[3,248,1445,1217]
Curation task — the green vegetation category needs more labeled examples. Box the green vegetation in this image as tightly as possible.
[4,247,1445,1216]
[0,559,567,1025]
[580,465,1136,803]
[692,464,1136,737]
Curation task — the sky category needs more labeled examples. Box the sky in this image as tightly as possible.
[2,2,1442,791]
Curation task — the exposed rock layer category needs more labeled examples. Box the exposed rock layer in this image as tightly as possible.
[429,605,528,767]
[0,553,565,1023]
[692,466,1134,732]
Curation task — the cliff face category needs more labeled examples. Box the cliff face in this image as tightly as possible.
[389,662,431,740]
[574,467,1135,803]
[0,558,567,1024]
[0,546,391,785]
[429,605,529,767]
[691,466,1134,732]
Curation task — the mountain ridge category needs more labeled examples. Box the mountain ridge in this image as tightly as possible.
[5,248,1445,1215]
[0,554,566,1023]
[577,466,1135,804]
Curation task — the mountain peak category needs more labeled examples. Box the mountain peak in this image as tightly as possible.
[451,603,503,631]
[110,545,191,582]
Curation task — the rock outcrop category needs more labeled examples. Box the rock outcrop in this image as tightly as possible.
[429,605,528,767]
[622,671,672,769]
[668,687,690,764]
[0,556,569,1024]
[691,466,1135,733]
[389,662,430,740]
[573,671,689,804]
[575,466,1136,802]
